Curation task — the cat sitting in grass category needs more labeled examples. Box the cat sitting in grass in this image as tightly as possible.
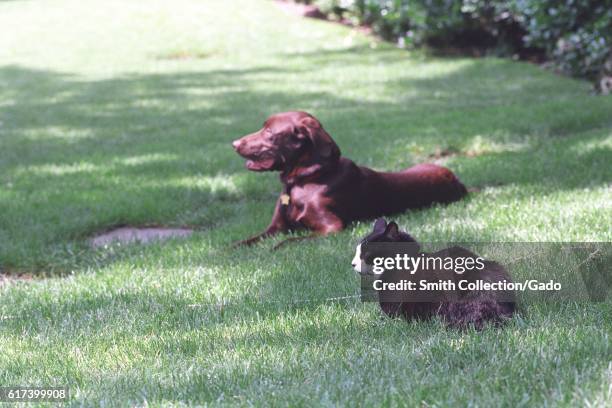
[352,218,516,329]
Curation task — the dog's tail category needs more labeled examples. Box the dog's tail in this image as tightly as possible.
[447,177,468,202]
[457,180,469,197]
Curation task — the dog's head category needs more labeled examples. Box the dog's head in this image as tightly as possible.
[232,111,340,181]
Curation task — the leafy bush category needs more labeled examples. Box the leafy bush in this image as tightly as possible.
[512,0,612,79]
[290,0,612,82]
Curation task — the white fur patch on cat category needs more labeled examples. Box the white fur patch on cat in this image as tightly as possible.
[352,243,362,273]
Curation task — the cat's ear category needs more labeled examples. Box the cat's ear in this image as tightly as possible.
[384,221,400,239]
[373,218,387,233]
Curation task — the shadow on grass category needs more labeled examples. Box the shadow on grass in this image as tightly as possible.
[0,55,610,271]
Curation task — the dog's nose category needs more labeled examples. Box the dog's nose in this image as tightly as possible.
[351,262,356,268]
[232,140,241,150]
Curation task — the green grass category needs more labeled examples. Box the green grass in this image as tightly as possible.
[0,0,611,405]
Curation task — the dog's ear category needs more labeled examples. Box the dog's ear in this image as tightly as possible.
[285,116,341,182]
[297,116,340,161]
[373,218,387,233]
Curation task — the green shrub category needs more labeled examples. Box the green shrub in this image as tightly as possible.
[293,0,612,82]
[512,0,612,79]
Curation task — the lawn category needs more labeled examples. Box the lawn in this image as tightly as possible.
[0,0,611,406]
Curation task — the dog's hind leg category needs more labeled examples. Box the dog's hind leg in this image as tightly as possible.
[273,213,343,250]
[272,233,320,250]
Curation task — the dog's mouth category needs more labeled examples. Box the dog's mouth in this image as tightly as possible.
[245,158,276,171]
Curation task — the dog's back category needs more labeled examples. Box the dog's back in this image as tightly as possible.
[328,159,467,221]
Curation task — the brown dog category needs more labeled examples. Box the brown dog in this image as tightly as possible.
[232,111,467,247]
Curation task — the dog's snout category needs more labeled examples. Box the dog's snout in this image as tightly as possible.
[232,139,241,150]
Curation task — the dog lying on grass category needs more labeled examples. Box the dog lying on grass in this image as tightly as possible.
[232,111,467,247]
[353,218,516,329]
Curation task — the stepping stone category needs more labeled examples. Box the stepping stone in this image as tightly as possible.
[90,227,193,248]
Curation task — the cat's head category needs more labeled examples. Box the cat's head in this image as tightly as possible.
[351,218,418,275]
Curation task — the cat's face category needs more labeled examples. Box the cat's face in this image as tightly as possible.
[352,218,417,275]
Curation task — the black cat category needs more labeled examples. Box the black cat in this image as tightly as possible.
[352,218,516,329]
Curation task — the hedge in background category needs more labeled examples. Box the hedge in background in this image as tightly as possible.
[514,0,611,80]
[292,0,612,85]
